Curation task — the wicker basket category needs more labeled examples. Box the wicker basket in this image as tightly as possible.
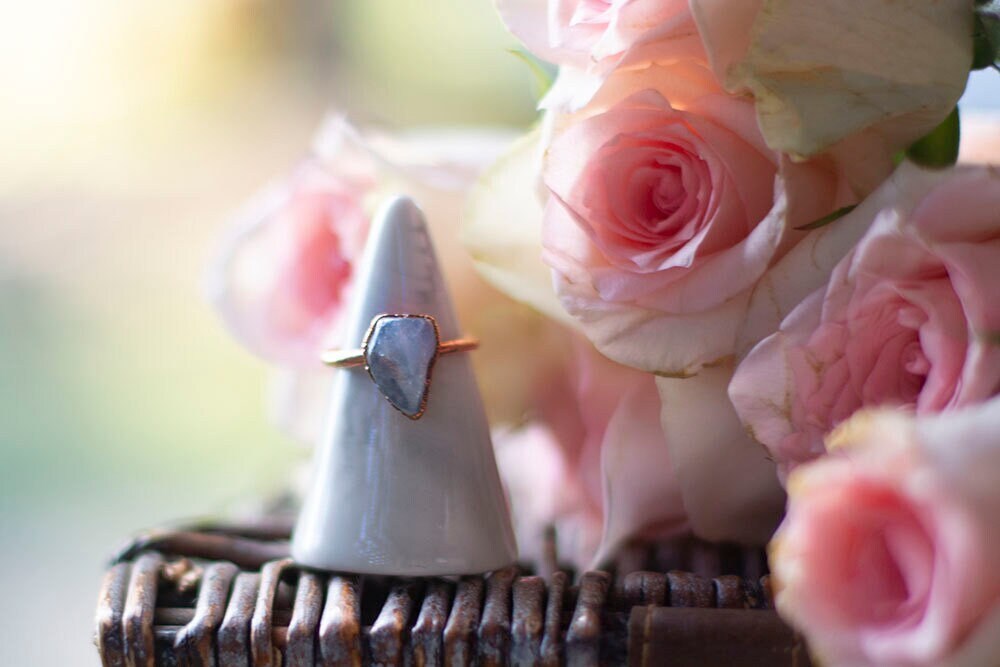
[95,515,810,666]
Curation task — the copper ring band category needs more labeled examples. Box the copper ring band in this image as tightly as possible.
[321,337,479,368]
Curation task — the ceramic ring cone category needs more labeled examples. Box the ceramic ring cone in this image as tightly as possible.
[292,196,517,575]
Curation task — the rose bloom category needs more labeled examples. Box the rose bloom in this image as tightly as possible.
[496,0,701,75]
[690,0,972,157]
[771,404,1000,666]
[208,117,522,369]
[495,337,688,569]
[541,61,868,375]
[731,164,1000,478]
[207,158,372,366]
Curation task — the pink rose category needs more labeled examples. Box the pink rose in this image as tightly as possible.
[467,63,891,375]
[770,404,1000,666]
[209,117,521,370]
[496,337,688,568]
[541,61,845,374]
[730,165,1000,478]
[496,0,701,74]
[207,160,372,366]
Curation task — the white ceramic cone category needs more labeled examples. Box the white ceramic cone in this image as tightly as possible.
[292,196,517,575]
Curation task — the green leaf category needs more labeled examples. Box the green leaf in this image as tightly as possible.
[906,107,960,168]
[508,49,556,102]
[794,204,858,231]
[973,2,1000,70]
[973,12,1000,69]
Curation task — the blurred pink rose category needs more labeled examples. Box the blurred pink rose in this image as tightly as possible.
[496,337,688,568]
[209,117,542,444]
[208,160,372,366]
[496,0,701,74]
[771,405,1000,666]
[731,165,1000,479]
[209,117,521,372]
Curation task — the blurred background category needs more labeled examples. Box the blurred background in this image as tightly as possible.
[0,2,535,663]
[0,2,996,663]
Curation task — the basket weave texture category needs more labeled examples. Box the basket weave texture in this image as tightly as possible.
[95,515,811,666]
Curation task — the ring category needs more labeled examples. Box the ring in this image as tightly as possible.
[321,314,478,420]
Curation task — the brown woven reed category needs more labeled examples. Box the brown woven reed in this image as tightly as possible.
[96,515,811,666]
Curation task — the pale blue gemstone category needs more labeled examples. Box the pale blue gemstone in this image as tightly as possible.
[365,316,439,417]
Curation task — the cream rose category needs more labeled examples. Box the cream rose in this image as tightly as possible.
[657,363,785,545]
[690,0,974,157]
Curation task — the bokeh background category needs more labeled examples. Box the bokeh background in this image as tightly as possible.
[0,2,997,663]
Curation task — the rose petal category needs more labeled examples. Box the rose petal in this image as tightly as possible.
[737,162,943,359]
[658,363,785,543]
[697,0,973,157]
[591,372,689,565]
[463,126,578,324]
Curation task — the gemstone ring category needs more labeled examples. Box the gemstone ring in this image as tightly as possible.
[321,314,478,420]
